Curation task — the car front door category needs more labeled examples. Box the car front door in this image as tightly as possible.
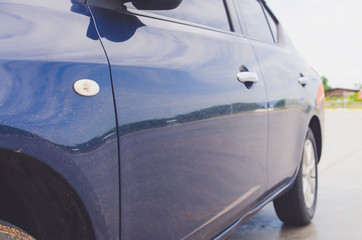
[90,1,268,239]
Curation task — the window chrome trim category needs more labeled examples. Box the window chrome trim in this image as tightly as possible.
[124,5,236,35]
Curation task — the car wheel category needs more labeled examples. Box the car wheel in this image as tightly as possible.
[273,128,318,225]
[0,219,35,240]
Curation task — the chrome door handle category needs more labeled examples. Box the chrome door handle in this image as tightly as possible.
[237,72,258,83]
[298,76,309,85]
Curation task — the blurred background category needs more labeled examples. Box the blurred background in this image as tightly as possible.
[267,0,362,108]
[268,0,362,90]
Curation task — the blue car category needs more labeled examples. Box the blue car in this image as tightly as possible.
[0,0,324,239]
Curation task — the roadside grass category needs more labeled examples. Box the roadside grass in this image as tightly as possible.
[325,100,362,109]
[325,92,362,109]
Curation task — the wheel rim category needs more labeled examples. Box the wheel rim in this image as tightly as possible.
[302,139,316,209]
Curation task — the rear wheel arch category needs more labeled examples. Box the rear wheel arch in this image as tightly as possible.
[0,148,95,240]
[308,116,322,162]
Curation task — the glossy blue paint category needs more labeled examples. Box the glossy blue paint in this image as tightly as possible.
[249,31,321,192]
[0,0,119,239]
[90,6,269,239]
[0,0,324,239]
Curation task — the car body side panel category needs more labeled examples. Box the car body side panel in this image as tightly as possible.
[90,6,269,240]
[0,0,119,239]
[249,32,321,192]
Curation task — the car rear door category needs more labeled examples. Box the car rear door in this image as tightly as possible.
[89,1,268,239]
[233,0,318,191]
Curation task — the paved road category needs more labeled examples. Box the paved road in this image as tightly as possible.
[227,109,362,240]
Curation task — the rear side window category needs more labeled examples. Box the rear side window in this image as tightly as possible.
[264,6,278,42]
[234,0,274,43]
[125,0,231,31]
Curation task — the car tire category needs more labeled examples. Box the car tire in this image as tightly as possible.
[273,128,318,226]
[0,219,35,240]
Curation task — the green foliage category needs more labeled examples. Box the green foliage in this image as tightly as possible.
[321,76,331,94]
[349,91,362,102]
[325,89,362,108]
[349,92,358,99]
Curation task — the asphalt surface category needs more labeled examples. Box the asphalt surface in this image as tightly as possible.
[227,109,362,240]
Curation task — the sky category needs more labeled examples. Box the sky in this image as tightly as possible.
[267,0,362,89]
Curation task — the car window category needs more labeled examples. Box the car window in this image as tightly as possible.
[125,0,231,31]
[234,0,274,43]
[264,6,278,43]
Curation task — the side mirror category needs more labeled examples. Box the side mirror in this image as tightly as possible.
[124,0,183,10]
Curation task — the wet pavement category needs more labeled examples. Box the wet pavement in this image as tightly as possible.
[227,109,362,240]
